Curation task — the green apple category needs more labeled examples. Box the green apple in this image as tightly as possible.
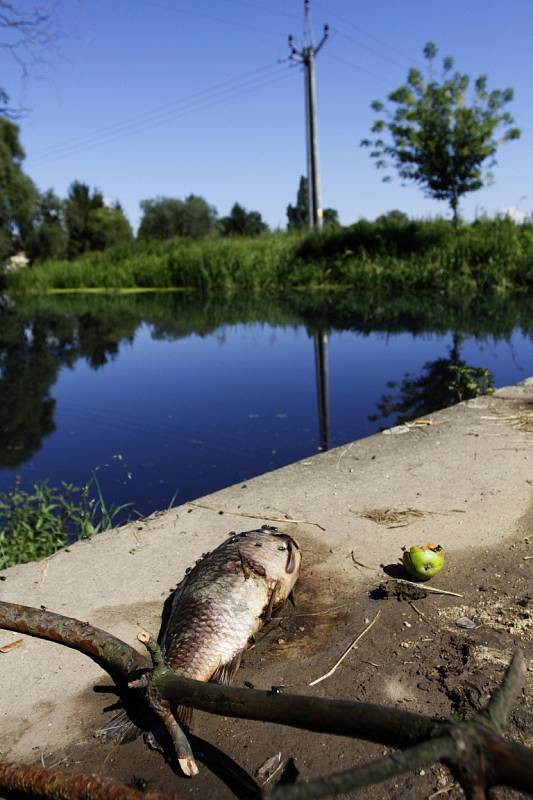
[402,543,445,581]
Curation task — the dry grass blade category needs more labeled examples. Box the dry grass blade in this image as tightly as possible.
[187,502,326,531]
[0,639,23,654]
[392,578,463,598]
[309,610,381,687]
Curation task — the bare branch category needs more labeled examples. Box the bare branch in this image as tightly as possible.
[0,760,179,800]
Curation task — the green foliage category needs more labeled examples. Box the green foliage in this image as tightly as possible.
[219,203,268,237]
[287,175,309,231]
[376,210,410,226]
[8,218,533,297]
[138,195,217,241]
[64,182,133,259]
[371,334,496,425]
[0,116,37,261]
[0,475,133,569]
[26,190,68,263]
[362,42,521,222]
[447,364,495,402]
[286,175,339,231]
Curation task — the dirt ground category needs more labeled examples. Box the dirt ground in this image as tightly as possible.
[7,507,530,800]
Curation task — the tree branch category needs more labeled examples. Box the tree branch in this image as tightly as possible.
[0,761,179,800]
[0,601,149,683]
[266,738,454,800]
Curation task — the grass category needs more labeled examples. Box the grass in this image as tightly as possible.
[0,474,134,570]
[5,218,533,297]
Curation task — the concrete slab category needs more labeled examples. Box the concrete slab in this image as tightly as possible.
[1,379,532,765]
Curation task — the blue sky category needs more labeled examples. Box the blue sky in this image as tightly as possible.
[4,0,533,230]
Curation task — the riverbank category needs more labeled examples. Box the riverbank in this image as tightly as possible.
[1,379,532,798]
[6,217,533,295]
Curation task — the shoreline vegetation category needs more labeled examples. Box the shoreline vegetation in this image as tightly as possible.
[5,217,533,296]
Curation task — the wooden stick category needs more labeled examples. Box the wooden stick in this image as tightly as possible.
[187,502,326,531]
[308,611,381,687]
[391,578,464,598]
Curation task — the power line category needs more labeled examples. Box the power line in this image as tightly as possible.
[314,1,417,68]
[131,0,284,38]
[30,68,296,165]
[324,52,393,88]
[31,61,283,159]
[331,27,410,72]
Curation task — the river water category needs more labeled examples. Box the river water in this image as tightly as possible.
[1,290,532,517]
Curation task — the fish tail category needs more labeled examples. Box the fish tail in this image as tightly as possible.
[94,708,141,744]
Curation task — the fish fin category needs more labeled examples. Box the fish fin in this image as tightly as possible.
[263,580,281,623]
[288,589,296,608]
[285,537,300,574]
[211,652,242,686]
[94,708,141,744]
[273,532,300,574]
[175,704,193,730]
[238,548,267,580]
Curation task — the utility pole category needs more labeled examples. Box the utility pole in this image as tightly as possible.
[288,0,329,231]
[288,2,331,451]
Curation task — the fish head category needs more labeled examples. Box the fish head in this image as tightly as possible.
[236,526,301,601]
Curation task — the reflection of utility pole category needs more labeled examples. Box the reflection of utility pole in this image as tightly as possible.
[288,0,328,230]
[289,0,329,450]
[314,329,330,451]
[288,1,331,449]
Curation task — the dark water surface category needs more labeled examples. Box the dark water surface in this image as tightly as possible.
[1,291,532,516]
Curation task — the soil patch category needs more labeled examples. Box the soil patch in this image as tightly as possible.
[3,525,533,800]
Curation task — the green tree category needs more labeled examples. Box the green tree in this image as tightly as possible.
[26,189,68,263]
[219,203,268,237]
[362,42,521,226]
[0,116,37,261]
[138,195,217,241]
[287,176,339,230]
[287,175,309,231]
[64,182,132,258]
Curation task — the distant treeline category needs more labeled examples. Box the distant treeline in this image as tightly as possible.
[6,215,533,296]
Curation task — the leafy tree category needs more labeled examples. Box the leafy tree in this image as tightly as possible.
[64,182,132,258]
[362,42,521,226]
[26,190,67,262]
[287,175,339,230]
[138,195,217,241]
[287,176,309,231]
[323,207,340,228]
[0,116,37,261]
[87,204,133,252]
[376,209,409,226]
[219,203,268,237]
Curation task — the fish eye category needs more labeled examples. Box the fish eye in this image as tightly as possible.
[277,544,287,551]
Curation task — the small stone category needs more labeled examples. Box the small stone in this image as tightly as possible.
[455,617,478,629]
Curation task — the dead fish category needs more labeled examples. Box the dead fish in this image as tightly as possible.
[159,525,300,686]
[96,525,300,777]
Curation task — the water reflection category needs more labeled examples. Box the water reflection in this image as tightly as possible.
[370,333,495,425]
[0,290,532,514]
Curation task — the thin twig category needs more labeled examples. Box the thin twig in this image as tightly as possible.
[428,784,460,800]
[309,611,381,687]
[267,737,453,799]
[391,578,463,598]
[407,601,436,630]
[484,650,527,733]
[350,551,373,569]
[187,502,326,531]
